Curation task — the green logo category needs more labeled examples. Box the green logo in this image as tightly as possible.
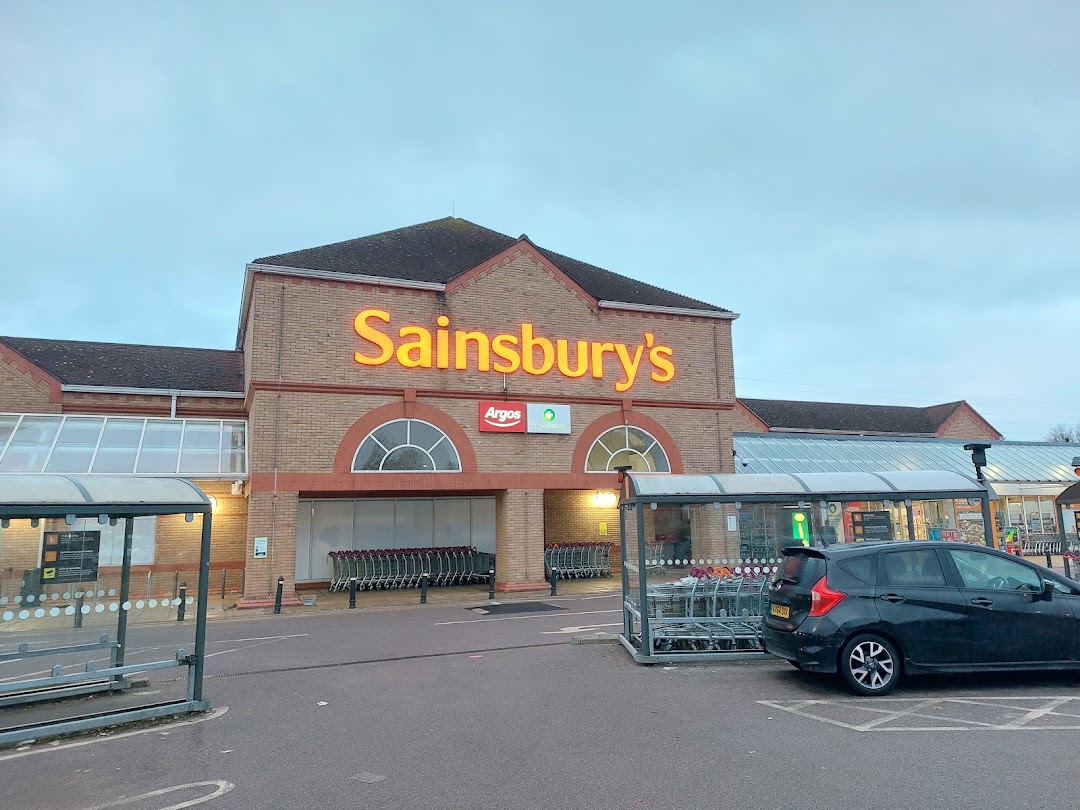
[543,408,556,422]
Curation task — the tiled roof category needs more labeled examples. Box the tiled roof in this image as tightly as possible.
[253,217,730,314]
[1,336,244,393]
[738,398,988,437]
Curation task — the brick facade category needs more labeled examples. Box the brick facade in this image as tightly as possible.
[240,245,737,597]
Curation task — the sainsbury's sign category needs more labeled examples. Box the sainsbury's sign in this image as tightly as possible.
[353,310,675,392]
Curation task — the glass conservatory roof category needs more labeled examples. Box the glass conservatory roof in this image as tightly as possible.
[734,433,1079,484]
[0,414,247,478]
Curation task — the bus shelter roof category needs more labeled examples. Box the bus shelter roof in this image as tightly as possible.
[0,474,211,519]
[622,470,992,504]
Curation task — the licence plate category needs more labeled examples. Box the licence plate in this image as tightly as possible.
[770,603,790,619]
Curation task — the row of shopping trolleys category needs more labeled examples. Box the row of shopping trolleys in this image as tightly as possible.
[328,547,495,591]
[544,542,613,579]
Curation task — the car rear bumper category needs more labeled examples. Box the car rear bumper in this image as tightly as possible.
[764,624,842,673]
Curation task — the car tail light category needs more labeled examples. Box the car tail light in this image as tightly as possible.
[808,575,846,617]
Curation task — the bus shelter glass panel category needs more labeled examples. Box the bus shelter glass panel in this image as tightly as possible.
[0,515,206,742]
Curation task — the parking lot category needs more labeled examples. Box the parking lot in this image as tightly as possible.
[3,591,1080,810]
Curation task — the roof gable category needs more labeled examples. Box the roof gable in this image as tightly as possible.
[253,217,729,314]
[0,337,244,393]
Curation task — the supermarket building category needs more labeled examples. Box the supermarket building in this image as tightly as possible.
[0,218,748,603]
[4,217,1066,606]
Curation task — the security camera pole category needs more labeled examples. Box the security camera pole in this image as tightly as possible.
[963,443,996,549]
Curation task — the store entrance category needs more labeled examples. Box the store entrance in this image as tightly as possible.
[295,496,496,584]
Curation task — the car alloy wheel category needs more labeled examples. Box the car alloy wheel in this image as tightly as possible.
[841,634,899,696]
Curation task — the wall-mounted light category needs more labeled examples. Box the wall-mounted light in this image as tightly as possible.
[593,491,618,508]
[208,495,218,512]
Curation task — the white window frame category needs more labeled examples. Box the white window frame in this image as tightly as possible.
[585,425,670,473]
[352,418,461,473]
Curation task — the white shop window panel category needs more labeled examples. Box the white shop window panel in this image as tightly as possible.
[0,414,247,477]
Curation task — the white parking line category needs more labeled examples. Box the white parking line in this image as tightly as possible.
[0,707,229,762]
[79,780,234,810]
[760,696,1080,732]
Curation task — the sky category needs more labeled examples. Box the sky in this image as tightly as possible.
[1,2,1078,441]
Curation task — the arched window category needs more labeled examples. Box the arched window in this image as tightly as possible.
[352,419,461,472]
[585,426,670,473]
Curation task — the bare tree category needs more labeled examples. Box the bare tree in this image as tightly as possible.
[1046,423,1080,443]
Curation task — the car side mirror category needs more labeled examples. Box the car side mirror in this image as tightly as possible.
[1041,580,1055,601]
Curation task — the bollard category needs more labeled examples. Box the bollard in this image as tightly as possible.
[549,567,558,597]
[74,593,84,629]
[420,573,429,604]
[273,576,284,615]
[348,576,357,609]
[177,584,187,622]
[1046,551,1054,570]
[488,568,496,601]
[221,568,228,600]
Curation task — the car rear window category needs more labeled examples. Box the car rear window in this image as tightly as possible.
[835,555,876,586]
[775,552,826,587]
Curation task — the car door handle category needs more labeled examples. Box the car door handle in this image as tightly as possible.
[879,594,905,604]
[971,597,994,608]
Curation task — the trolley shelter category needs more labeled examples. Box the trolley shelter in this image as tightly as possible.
[618,470,993,663]
[0,475,213,746]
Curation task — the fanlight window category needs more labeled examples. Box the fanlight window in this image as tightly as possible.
[352,419,461,473]
[586,426,670,473]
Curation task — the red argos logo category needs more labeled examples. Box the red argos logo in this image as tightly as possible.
[479,401,526,432]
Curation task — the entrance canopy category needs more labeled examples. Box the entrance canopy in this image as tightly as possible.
[0,474,211,519]
[621,469,991,504]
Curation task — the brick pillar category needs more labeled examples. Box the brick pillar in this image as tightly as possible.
[495,489,548,593]
[239,489,302,608]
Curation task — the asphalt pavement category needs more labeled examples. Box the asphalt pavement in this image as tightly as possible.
[3,589,1080,809]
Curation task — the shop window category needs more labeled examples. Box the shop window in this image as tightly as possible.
[585,426,670,473]
[352,419,461,473]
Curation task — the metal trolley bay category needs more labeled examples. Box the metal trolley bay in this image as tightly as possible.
[329,547,494,592]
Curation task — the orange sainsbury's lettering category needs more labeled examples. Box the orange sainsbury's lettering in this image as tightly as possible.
[351,311,675,391]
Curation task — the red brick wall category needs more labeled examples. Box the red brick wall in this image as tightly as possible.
[0,355,58,413]
[241,247,738,595]
[936,407,1000,441]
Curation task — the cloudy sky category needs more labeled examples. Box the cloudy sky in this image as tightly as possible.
[2,2,1077,440]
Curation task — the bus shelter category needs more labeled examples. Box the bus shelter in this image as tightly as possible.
[618,470,993,664]
[0,475,213,746]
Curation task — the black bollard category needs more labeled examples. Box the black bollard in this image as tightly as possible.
[420,573,429,604]
[273,576,284,615]
[177,584,187,622]
[74,593,84,629]
[549,567,558,596]
[1046,551,1054,570]
[348,577,357,609]
[488,568,496,601]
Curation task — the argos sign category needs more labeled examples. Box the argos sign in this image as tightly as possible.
[479,401,526,433]
[353,310,675,393]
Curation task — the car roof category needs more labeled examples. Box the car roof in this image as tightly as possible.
[783,541,996,559]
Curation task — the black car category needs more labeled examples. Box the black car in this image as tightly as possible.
[763,541,1080,696]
